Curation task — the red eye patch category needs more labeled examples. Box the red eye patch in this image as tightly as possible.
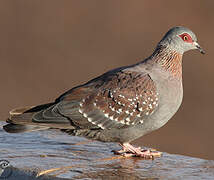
[179,33,193,43]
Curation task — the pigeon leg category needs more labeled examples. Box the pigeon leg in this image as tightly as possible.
[113,143,162,159]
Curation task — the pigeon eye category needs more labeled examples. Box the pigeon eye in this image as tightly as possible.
[179,33,192,43]
[183,36,188,41]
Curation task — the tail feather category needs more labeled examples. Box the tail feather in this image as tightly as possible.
[3,123,49,133]
[3,103,55,133]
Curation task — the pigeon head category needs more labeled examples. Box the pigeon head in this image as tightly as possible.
[158,26,205,55]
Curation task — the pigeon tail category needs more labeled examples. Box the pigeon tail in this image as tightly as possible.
[3,103,54,133]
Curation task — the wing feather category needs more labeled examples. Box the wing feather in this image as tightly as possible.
[55,71,159,129]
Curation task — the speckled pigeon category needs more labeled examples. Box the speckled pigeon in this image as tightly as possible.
[3,26,205,158]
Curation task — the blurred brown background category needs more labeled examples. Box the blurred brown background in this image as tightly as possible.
[0,0,213,160]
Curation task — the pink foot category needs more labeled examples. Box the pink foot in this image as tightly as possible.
[113,143,162,159]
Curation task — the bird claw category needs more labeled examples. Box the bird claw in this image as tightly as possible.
[113,143,162,159]
[114,149,156,159]
[121,152,154,160]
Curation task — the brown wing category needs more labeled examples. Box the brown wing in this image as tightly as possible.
[32,70,159,130]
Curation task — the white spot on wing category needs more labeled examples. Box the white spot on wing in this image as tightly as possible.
[104,113,109,118]
[83,113,88,118]
[120,120,125,124]
[109,116,114,120]
[125,110,129,114]
[97,124,105,129]
[88,117,92,122]
[112,107,116,111]
[119,94,125,98]
[139,107,143,111]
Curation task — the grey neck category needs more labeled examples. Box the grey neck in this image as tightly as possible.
[149,45,183,79]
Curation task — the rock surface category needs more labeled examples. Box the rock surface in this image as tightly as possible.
[0,122,214,180]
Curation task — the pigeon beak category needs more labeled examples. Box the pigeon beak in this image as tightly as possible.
[193,42,205,54]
